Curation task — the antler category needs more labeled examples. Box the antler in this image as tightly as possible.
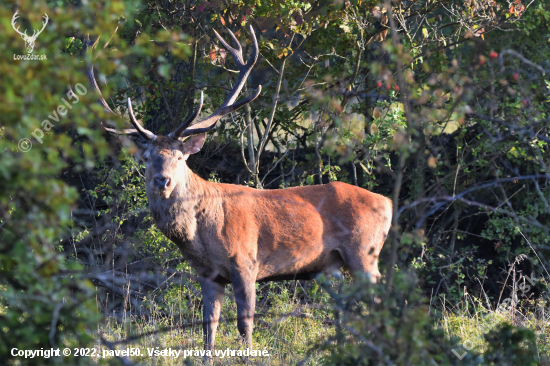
[82,35,157,141]
[29,13,48,40]
[86,25,260,143]
[11,11,26,37]
[11,11,48,40]
[167,25,261,140]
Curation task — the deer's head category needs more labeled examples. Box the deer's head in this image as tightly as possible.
[11,11,48,54]
[134,134,207,199]
[87,27,260,199]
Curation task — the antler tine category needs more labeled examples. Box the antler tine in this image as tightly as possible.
[127,98,157,141]
[169,25,260,139]
[217,26,258,109]
[168,92,203,141]
[88,66,148,138]
[11,11,25,36]
[178,86,261,138]
[82,34,117,116]
[35,13,48,37]
[212,28,244,65]
[86,65,118,115]
[83,34,156,141]
[101,123,142,137]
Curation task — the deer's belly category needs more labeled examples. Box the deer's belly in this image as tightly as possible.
[256,243,344,280]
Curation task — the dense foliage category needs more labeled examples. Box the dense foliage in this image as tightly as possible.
[1,0,549,364]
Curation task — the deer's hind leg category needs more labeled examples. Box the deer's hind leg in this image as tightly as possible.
[230,265,258,348]
[340,243,382,283]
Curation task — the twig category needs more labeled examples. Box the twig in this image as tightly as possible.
[498,49,549,74]
[100,336,135,365]
[48,303,63,348]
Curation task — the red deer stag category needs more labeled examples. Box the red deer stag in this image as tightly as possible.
[86,26,392,354]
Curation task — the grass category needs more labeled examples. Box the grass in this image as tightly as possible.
[96,280,335,365]
[93,270,550,365]
[438,294,550,361]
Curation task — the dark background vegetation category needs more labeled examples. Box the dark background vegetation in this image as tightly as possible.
[1,0,549,364]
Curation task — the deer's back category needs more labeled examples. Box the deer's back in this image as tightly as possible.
[212,181,391,279]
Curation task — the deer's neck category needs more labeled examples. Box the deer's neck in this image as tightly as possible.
[148,167,218,245]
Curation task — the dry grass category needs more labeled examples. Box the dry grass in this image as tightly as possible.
[438,294,550,359]
[93,269,550,365]
[95,281,334,365]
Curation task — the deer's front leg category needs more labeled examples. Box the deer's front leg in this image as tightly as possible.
[199,276,226,354]
[231,268,257,347]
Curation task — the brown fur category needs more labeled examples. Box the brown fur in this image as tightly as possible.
[135,134,392,353]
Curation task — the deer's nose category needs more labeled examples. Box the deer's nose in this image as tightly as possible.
[154,175,171,190]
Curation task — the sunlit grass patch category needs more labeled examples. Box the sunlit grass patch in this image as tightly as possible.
[438,295,550,358]
[96,280,334,365]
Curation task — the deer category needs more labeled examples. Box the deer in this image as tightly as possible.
[85,26,392,356]
[11,10,49,54]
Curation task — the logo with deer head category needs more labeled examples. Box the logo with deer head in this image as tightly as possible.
[11,10,48,54]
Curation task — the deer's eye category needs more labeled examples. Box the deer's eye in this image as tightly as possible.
[143,156,149,162]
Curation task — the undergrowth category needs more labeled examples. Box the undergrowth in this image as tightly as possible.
[93,270,550,365]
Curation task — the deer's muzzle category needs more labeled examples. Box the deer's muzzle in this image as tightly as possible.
[154,175,172,191]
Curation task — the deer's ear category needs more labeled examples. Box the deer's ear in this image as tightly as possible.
[131,136,149,151]
[125,135,149,160]
[180,133,206,155]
